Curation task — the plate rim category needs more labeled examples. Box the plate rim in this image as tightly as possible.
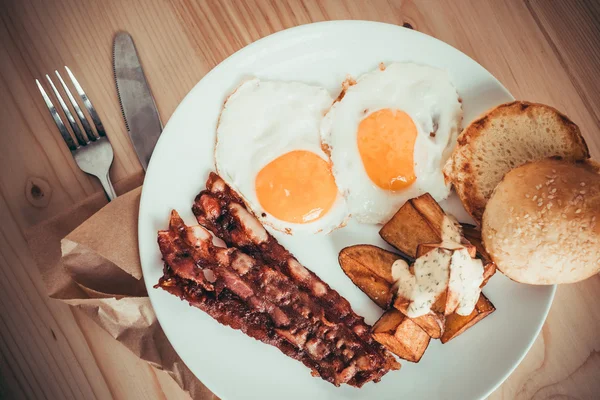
[138,20,556,400]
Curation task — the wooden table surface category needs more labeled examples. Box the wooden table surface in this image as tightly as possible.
[1,1,599,399]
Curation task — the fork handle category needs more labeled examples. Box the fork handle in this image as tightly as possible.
[98,172,117,201]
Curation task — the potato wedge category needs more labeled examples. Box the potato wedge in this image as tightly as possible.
[393,296,445,339]
[338,245,403,309]
[411,193,447,237]
[379,197,440,258]
[372,309,430,362]
[481,262,497,287]
[380,193,475,258]
[461,223,492,264]
[441,293,495,344]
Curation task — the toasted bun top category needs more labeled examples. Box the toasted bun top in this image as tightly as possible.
[482,158,600,284]
[445,101,589,223]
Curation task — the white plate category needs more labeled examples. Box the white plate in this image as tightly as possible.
[139,21,554,400]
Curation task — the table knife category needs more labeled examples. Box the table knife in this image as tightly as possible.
[113,31,163,171]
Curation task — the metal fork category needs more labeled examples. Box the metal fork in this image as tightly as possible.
[36,66,116,201]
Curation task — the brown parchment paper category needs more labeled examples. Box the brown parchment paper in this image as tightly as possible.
[25,175,215,400]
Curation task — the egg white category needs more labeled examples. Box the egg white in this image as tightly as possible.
[215,78,348,234]
[321,63,463,224]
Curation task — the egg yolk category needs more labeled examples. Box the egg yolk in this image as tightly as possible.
[357,109,417,190]
[255,150,338,224]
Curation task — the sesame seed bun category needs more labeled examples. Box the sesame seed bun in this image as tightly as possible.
[482,158,600,284]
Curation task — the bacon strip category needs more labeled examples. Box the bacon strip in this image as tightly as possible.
[157,210,399,387]
[157,212,324,378]
[193,173,373,339]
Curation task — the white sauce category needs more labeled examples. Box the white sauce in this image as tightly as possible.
[440,214,462,247]
[392,213,484,317]
[393,248,452,318]
[449,248,484,315]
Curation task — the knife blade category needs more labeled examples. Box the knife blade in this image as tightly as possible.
[113,31,163,171]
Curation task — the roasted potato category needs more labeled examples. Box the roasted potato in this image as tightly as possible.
[461,223,492,264]
[343,194,497,347]
[372,309,430,362]
[381,194,484,260]
[393,296,445,339]
[379,195,441,258]
[441,293,496,344]
[338,245,402,309]
[411,193,447,237]
[481,262,497,287]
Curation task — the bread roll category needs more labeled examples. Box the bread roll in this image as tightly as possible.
[482,158,600,284]
[444,101,589,223]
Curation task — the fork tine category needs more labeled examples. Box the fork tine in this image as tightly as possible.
[36,79,78,151]
[45,74,88,146]
[55,70,98,141]
[65,66,106,137]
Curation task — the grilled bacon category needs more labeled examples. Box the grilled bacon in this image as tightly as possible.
[156,174,399,387]
[193,173,374,340]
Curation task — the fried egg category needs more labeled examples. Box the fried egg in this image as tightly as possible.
[321,63,463,224]
[215,79,347,234]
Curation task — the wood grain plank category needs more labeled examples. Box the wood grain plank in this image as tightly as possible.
[0,190,113,400]
[527,0,600,131]
[0,339,29,400]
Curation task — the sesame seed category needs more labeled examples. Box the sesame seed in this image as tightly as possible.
[562,214,567,219]
[552,169,556,173]
[551,188,557,193]
[580,190,586,195]
[581,182,586,187]
[525,194,530,198]
[548,195,555,200]
[575,209,582,214]
[536,184,542,190]
[524,214,529,219]
[532,195,538,201]
[547,203,553,209]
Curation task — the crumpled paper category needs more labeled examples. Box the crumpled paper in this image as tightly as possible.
[25,174,215,400]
